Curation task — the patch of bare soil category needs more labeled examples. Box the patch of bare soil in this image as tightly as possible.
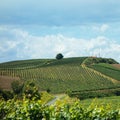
[0,76,20,90]
[112,64,120,69]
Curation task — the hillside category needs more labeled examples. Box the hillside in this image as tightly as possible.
[0,57,120,93]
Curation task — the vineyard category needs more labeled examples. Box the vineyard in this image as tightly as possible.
[0,97,120,119]
[88,63,120,81]
[0,57,120,93]
[0,57,87,69]
[0,57,120,119]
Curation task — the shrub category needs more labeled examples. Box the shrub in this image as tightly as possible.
[11,80,24,94]
[23,81,41,100]
[0,89,13,100]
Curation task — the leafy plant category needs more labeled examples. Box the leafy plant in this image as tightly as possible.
[0,98,120,119]
[11,80,24,94]
[23,80,41,100]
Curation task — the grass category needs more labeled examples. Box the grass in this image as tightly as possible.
[88,63,120,81]
[50,94,120,110]
[40,91,54,104]
[80,96,120,110]
[0,57,87,69]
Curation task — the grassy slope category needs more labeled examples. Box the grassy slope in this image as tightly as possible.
[80,96,120,110]
[0,57,120,93]
[0,57,86,69]
[88,63,120,81]
[52,94,120,110]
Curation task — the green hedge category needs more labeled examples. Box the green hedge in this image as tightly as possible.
[70,88,120,100]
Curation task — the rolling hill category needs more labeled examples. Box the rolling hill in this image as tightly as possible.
[0,57,120,94]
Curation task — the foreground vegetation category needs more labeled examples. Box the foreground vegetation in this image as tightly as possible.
[80,96,120,110]
[0,97,120,120]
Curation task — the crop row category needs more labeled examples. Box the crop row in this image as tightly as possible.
[0,65,119,93]
[0,57,87,69]
[88,64,120,81]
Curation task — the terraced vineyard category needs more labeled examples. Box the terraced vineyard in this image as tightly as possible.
[0,57,120,93]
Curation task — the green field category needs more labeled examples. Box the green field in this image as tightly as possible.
[88,63,120,81]
[0,57,120,94]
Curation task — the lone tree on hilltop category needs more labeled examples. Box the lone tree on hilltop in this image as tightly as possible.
[56,53,64,60]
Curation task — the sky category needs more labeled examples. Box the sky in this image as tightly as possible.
[0,0,120,63]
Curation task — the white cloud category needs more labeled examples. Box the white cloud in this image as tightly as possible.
[0,26,120,63]
[93,24,109,32]
[100,24,109,32]
[0,26,7,31]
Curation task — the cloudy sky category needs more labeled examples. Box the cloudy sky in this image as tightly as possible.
[0,0,120,63]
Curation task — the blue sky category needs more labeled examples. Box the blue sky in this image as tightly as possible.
[0,0,120,63]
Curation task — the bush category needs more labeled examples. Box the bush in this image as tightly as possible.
[46,88,51,93]
[11,80,24,94]
[0,89,13,100]
[83,57,119,65]
[23,81,41,100]
[69,88,120,100]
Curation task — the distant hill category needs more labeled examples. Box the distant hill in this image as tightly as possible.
[0,57,120,93]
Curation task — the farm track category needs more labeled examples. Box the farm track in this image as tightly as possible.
[46,94,66,106]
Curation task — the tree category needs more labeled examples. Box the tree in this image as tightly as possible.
[56,53,64,60]
[11,80,24,95]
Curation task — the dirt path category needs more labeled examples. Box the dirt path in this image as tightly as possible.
[46,94,66,106]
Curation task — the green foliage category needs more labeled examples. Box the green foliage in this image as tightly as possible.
[70,88,120,100]
[56,53,64,60]
[40,91,54,104]
[23,81,41,100]
[11,80,24,94]
[0,98,120,119]
[83,57,118,65]
[0,99,44,120]
[66,89,72,97]
[46,88,51,93]
[0,90,13,100]
[80,96,120,110]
